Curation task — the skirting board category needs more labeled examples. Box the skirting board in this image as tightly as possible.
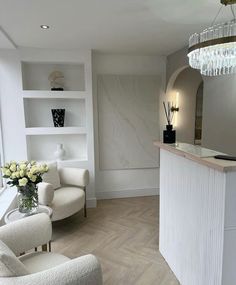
[87,198,97,208]
[96,188,159,200]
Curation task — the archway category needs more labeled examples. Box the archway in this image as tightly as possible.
[165,67,203,145]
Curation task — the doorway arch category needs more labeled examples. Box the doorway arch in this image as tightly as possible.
[165,67,203,144]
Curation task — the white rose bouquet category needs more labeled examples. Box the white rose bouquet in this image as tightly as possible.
[1,161,48,213]
[1,160,48,187]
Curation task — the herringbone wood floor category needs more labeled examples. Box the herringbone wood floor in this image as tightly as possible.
[52,196,180,285]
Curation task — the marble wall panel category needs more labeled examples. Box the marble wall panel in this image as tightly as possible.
[98,74,160,170]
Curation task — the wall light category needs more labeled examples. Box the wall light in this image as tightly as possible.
[171,92,180,113]
[172,92,180,128]
[40,25,50,29]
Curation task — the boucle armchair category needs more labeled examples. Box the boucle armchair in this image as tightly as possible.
[0,213,103,285]
[38,163,89,221]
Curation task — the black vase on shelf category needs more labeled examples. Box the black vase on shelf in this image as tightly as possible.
[51,109,65,127]
[163,124,176,144]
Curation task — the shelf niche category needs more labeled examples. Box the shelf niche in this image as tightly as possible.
[24,98,86,128]
[26,134,87,161]
[21,62,85,91]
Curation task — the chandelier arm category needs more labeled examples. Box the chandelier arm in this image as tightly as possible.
[188,35,236,53]
[211,5,223,26]
[231,5,236,20]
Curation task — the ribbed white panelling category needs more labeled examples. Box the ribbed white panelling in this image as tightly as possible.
[222,171,236,284]
[159,149,225,285]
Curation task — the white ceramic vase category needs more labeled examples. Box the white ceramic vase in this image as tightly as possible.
[54,143,66,161]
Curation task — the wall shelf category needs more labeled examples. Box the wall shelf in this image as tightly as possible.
[22,90,87,99]
[21,62,85,91]
[25,127,87,135]
[26,133,87,161]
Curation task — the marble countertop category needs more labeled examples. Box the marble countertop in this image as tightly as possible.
[154,141,236,172]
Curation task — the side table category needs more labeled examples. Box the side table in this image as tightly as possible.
[4,205,53,224]
[4,205,53,253]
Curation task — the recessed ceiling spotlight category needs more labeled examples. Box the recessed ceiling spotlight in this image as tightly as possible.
[40,25,49,29]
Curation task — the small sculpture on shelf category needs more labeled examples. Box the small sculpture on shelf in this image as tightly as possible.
[48,70,65,91]
[51,109,65,127]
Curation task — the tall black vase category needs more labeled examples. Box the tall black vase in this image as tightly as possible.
[51,109,65,127]
[163,124,176,144]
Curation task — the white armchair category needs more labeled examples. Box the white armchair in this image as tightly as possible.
[0,213,103,285]
[38,163,89,221]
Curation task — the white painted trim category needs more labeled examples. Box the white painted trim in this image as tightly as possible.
[22,90,87,99]
[86,198,97,208]
[96,188,159,200]
[0,188,17,225]
[25,127,87,136]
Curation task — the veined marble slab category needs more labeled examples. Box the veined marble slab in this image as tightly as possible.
[98,74,160,170]
[173,142,225,158]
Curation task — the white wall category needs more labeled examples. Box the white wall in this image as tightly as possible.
[92,54,166,198]
[166,47,188,90]
[0,50,27,162]
[202,75,236,155]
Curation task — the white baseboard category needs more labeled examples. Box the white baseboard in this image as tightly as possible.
[86,198,97,208]
[96,188,159,200]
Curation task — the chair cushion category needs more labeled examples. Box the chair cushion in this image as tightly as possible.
[51,187,85,221]
[43,162,61,190]
[0,240,29,277]
[19,252,70,273]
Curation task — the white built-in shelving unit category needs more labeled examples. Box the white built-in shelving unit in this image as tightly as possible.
[21,58,87,162]
[18,49,95,205]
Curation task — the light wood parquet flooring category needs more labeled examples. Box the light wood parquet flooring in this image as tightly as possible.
[52,196,180,285]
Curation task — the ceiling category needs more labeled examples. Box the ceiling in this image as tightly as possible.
[0,0,234,55]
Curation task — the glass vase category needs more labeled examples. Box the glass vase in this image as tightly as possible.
[17,183,38,215]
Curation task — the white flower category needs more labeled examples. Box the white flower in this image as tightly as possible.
[2,168,8,175]
[11,172,17,179]
[5,169,11,177]
[19,177,28,187]
[27,172,32,179]
[44,165,49,172]
[19,164,27,170]
[30,166,38,175]
[10,164,17,172]
[19,170,25,177]
[30,175,37,182]
[15,171,20,178]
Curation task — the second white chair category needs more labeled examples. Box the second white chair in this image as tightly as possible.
[38,162,89,221]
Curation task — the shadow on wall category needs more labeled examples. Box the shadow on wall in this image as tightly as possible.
[164,67,203,144]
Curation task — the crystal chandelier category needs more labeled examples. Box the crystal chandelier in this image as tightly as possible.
[188,0,236,76]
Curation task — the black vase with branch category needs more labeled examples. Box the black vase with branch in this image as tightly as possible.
[163,102,176,144]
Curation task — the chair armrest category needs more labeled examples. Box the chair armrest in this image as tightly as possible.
[0,254,103,285]
[0,213,52,256]
[59,168,89,188]
[38,182,54,206]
